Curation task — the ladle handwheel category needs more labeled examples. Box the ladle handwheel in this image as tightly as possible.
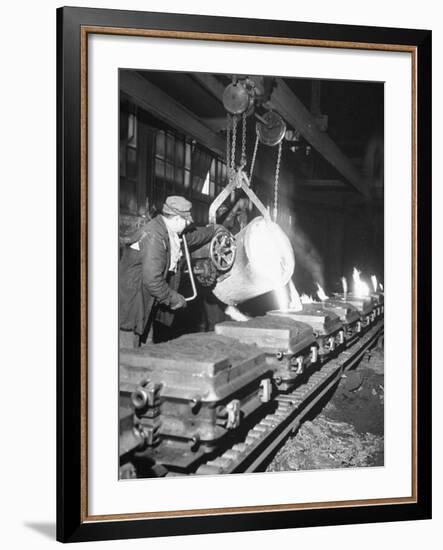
[210,230,237,272]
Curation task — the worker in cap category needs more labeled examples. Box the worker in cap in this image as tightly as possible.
[161,195,194,223]
[119,195,218,348]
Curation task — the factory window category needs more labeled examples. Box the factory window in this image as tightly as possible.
[152,128,227,224]
[201,172,211,196]
[126,113,137,179]
[119,102,228,223]
[120,105,142,215]
[189,152,226,224]
[119,110,138,181]
[154,131,191,193]
[201,157,227,197]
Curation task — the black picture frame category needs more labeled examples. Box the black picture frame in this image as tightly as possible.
[57,6,432,543]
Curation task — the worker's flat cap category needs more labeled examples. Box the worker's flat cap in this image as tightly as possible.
[162,195,193,222]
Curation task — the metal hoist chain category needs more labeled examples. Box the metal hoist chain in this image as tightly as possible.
[226,111,247,185]
[226,114,231,176]
[240,111,247,169]
[230,115,238,177]
[273,140,283,222]
[249,134,260,187]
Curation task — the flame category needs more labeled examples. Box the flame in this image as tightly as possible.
[352,267,370,298]
[274,280,303,312]
[301,294,315,304]
[371,275,378,293]
[380,283,384,291]
[341,277,348,296]
[316,283,329,301]
[288,280,303,311]
[274,284,289,311]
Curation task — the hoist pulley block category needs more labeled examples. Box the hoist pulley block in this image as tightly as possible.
[256,111,286,146]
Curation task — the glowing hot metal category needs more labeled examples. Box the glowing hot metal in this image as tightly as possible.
[341,277,348,301]
[288,280,303,311]
[301,294,315,304]
[274,284,289,312]
[316,283,329,301]
[352,267,370,298]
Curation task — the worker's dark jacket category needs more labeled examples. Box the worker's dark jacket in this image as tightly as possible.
[119,215,216,335]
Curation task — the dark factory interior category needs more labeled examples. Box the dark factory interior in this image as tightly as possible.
[119,70,383,327]
[118,69,385,477]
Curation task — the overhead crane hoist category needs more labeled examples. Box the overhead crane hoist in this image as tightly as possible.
[219,75,287,224]
[184,76,295,307]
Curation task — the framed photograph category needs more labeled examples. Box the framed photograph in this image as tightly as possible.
[57,6,431,543]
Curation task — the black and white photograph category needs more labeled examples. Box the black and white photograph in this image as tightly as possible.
[118,69,385,479]
[0,0,436,546]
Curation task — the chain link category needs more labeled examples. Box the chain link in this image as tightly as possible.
[226,114,231,177]
[249,134,260,187]
[231,115,238,175]
[241,111,247,168]
[273,141,283,222]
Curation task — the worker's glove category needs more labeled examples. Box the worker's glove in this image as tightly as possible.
[170,292,187,310]
[214,224,226,234]
[205,223,225,234]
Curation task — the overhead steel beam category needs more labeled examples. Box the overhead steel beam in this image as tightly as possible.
[270,79,370,198]
[192,73,226,102]
[192,73,370,198]
[120,71,226,157]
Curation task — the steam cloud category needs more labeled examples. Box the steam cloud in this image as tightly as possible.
[288,222,325,289]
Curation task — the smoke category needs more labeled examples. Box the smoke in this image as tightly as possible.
[288,222,325,289]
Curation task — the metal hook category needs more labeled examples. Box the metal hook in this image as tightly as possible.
[182,234,197,302]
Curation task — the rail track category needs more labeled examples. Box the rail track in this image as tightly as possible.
[195,320,383,475]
